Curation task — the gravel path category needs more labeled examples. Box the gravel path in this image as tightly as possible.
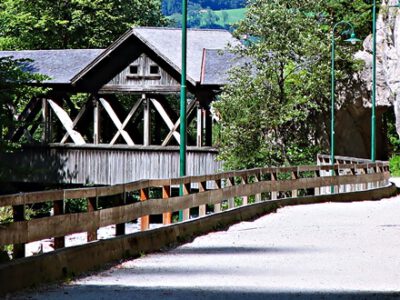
[10,194,400,300]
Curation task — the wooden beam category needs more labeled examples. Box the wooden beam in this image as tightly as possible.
[60,100,89,144]
[87,197,98,242]
[110,97,143,145]
[161,99,197,146]
[143,95,151,146]
[53,200,65,249]
[12,205,25,259]
[99,98,134,146]
[150,98,180,144]
[48,100,86,145]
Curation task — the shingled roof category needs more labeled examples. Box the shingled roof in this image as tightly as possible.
[201,49,250,86]
[0,27,242,89]
[0,49,103,84]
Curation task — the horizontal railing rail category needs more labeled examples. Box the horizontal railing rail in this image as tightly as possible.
[0,156,391,261]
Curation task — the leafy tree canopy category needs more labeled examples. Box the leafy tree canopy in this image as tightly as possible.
[213,0,366,170]
[0,0,166,50]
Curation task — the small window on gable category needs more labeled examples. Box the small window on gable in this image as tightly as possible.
[150,65,160,75]
[129,65,139,74]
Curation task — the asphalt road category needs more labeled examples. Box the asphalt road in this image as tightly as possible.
[9,193,400,300]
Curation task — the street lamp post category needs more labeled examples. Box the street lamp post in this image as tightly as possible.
[179,0,188,220]
[331,21,360,193]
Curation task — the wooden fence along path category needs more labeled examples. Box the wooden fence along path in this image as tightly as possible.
[0,156,391,261]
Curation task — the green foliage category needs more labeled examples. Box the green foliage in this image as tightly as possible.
[0,57,48,152]
[0,0,166,50]
[214,0,362,170]
[389,155,400,176]
[162,0,245,16]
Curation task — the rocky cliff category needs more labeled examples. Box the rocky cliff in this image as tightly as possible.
[336,0,399,159]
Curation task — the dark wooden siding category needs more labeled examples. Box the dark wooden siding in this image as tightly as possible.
[8,145,222,185]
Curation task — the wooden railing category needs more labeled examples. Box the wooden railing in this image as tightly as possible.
[0,158,391,261]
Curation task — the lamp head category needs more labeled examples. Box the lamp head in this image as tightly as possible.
[345,33,362,45]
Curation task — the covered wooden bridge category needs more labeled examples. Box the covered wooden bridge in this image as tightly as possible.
[1,27,244,185]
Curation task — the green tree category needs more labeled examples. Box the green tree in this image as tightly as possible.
[213,0,361,170]
[0,0,166,50]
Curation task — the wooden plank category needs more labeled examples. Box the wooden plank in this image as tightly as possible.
[150,98,180,144]
[182,183,191,221]
[48,100,86,145]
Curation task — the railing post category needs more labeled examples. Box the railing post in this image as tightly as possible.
[87,197,98,242]
[291,171,298,198]
[241,176,248,205]
[227,177,235,208]
[53,199,65,249]
[162,185,172,225]
[254,173,262,202]
[271,171,277,200]
[314,169,321,195]
[116,193,126,236]
[182,183,190,221]
[214,179,221,212]
[12,205,25,258]
[198,181,207,217]
[140,188,150,231]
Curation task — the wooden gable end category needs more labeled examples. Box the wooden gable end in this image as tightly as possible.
[100,54,180,93]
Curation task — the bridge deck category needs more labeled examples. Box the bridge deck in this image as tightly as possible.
[12,194,400,299]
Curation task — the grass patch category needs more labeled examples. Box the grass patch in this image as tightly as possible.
[213,8,247,25]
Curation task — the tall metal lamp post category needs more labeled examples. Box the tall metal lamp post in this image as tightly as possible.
[331,22,360,193]
[371,1,400,162]
[179,0,188,220]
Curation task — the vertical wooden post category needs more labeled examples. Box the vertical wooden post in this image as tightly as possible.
[198,181,207,217]
[182,183,190,221]
[291,171,298,198]
[254,174,262,202]
[53,200,65,249]
[87,197,98,242]
[271,172,277,200]
[242,176,248,206]
[93,97,100,144]
[204,106,212,146]
[196,102,203,147]
[214,179,221,213]
[143,94,151,146]
[116,193,126,236]
[140,188,150,231]
[42,98,50,143]
[314,170,321,195]
[227,177,235,208]
[12,205,25,259]
[162,185,172,225]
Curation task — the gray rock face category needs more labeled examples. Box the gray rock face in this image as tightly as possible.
[354,0,400,137]
[335,0,399,159]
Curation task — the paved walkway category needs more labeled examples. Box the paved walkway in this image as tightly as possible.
[11,193,400,299]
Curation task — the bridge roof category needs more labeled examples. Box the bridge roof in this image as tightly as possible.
[0,49,103,84]
[0,27,242,91]
[201,49,249,86]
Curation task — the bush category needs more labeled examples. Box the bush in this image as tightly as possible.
[389,155,400,177]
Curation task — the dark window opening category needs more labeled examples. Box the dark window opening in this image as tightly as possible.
[130,65,139,74]
[150,65,160,75]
